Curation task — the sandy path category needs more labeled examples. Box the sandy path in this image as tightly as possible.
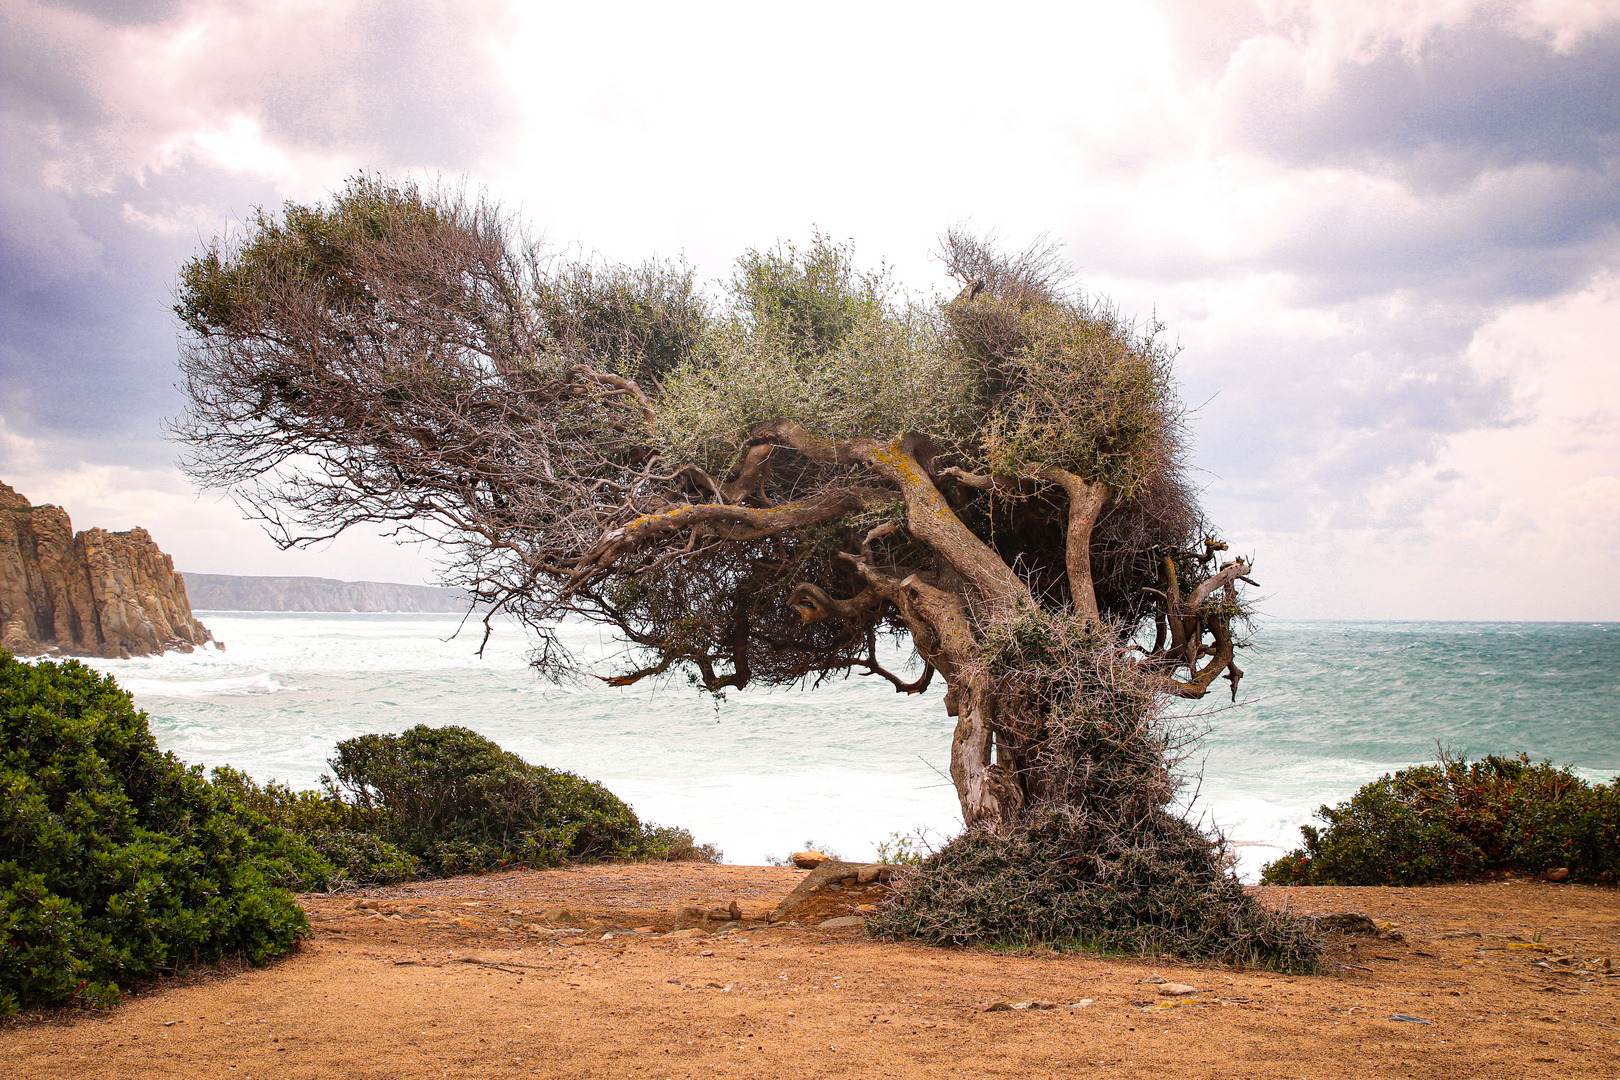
[3,867,1616,1079]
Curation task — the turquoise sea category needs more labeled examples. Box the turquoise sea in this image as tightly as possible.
[85,616,1618,880]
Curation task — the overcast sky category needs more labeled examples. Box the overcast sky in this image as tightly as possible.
[2,0,1616,619]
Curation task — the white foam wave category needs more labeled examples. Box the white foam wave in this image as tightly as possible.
[117,672,290,698]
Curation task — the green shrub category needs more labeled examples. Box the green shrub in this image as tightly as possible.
[1261,753,1620,886]
[0,652,313,1016]
[326,725,717,873]
[873,829,931,866]
[207,767,420,887]
[636,824,724,864]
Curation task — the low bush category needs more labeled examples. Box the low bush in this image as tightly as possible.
[1261,752,1620,886]
[207,768,420,888]
[869,809,1321,971]
[0,652,314,1017]
[326,724,719,873]
[636,823,724,864]
[217,727,723,877]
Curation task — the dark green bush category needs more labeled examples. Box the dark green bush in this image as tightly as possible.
[327,725,718,874]
[1261,753,1620,886]
[207,767,420,887]
[0,652,313,1017]
[637,823,724,864]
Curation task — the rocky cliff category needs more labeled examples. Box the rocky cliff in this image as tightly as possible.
[0,483,214,658]
[183,574,468,613]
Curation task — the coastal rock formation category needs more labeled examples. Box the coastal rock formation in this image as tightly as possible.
[0,482,213,658]
[183,573,469,613]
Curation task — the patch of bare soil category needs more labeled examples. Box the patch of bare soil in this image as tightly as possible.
[3,866,1615,1079]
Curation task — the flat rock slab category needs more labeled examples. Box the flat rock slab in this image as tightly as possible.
[769,861,901,923]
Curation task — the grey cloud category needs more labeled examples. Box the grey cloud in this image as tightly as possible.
[0,0,523,466]
[1227,20,1620,182]
[1214,17,1619,304]
[202,2,522,165]
[1169,293,1525,536]
[35,0,181,28]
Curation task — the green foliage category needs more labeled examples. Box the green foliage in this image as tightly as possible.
[873,829,932,866]
[176,173,446,338]
[656,293,974,475]
[636,824,724,864]
[730,232,886,354]
[1260,753,1620,886]
[327,725,718,874]
[870,810,1319,972]
[0,653,311,1016]
[532,257,709,387]
[206,767,420,887]
[974,300,1179,496]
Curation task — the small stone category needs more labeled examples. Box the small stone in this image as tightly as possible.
[817,915,865,929]
[792,851,831,869]
[1157,984,1198,997]
[632,926,660,934]
[981,1002,1012,1012]
[1544,867,1571,883]
[728,900,743,921]
[1138,975,1167,984]
[856,866,883,885]
[659,928,708,939]
[1026,1001,1057,1010]
[1380,930,1406,943]
[1388,1014,1432,1025]
[1068,999,1094,1010]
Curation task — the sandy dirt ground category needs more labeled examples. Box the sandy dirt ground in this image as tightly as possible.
[3,865,1616,1079]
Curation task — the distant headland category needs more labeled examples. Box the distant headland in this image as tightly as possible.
[184,573,469,613]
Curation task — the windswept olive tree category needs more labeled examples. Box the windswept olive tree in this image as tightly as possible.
[173,176,1314,967]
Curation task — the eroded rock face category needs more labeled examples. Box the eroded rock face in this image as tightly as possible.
[0,482,213,658]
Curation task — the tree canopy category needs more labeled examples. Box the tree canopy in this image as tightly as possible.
[173,177,1308,967]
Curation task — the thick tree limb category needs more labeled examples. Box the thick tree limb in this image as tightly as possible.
[752,420,1032,609]
[1186,559,1251,611]
[1038,466,1112,623]
[571,491,864,586]
[787,583,883,624]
